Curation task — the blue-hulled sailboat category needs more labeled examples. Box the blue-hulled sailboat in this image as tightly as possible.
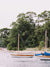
[35,30,50,60]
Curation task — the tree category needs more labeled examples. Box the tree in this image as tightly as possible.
[7,12,37,50]
[36,10,50,47]
[17,12,36,47]
[0,28,10,47]
[37,11,50,23]
[34,25,45,46]
[0,28,10,38]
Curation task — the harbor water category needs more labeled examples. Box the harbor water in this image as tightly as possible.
[0,50,50,67]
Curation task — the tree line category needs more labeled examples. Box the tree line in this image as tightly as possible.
[0,10,50,50]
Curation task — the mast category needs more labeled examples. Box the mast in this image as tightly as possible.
[45,29,47,52]
[18,33,20,51]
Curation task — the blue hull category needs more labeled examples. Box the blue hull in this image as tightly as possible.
[44,52,50,56]
[35,53,42,56]
[35,52,50,56]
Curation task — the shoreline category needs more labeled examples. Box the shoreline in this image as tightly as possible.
[0,47,50,54]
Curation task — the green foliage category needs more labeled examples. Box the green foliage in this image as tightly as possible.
[1,40,7,47]
[19,48,24,50]
[7,42,13,50]
[0,11,50,50]
[0,28,10,38]
[12,47,17,50]
[39,41,45,50]
[34,25,45,46]
[25,35,35,47]
[1,37,9,47]
[7,11,36,50]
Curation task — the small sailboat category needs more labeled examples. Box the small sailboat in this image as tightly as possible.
[35,30,50,60]
[11,33,34,58]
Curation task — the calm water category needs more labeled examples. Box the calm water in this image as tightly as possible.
[0,50,50,67]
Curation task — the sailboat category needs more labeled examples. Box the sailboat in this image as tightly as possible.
[11,33,34,58]
[35,30,50,60]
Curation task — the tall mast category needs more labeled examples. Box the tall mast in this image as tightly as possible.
[18,33,19,51]
[45,29,47,52]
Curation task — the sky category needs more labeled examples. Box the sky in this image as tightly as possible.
[0,0,50,29]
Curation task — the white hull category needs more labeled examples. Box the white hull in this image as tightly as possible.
[35,56,50,61]
[11,55,33,58]
[40,57,50,60]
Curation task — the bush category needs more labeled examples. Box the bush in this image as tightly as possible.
[1,38,8,48]
[1,41,7,47]
[7,43,12,50]
[12,47,17,50]
[39,41,45,50]
[19,48,23,50]
[19,46,26,50]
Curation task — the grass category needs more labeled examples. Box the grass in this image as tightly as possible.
[23,47,50,51]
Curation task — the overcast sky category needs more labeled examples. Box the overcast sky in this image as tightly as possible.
[0,0,50,29]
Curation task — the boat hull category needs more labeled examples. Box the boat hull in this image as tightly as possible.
[11,54,34,58]
[11,56,33,58]
[35,56,50,61]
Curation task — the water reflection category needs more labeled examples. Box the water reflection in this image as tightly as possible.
[0,51,50,67]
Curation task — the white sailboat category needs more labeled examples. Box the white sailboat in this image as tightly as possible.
[11,33,34,58]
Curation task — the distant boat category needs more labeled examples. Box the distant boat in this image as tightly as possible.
[11,33,34,58]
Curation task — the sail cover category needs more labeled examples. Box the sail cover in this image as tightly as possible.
[44,52,50,56]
